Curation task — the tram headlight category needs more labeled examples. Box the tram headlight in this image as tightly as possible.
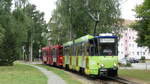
[100,64,104,68]
[113,63,118,70]
[114,63,117,67]
[60,57,63,60]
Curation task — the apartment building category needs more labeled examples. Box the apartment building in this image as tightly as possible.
[118,20,150,60]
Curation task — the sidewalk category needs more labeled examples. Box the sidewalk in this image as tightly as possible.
[25,63,67,84]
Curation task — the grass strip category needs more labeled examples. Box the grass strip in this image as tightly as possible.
[119,69,150,83]
[0,63,47,84]
[37,65,82,84]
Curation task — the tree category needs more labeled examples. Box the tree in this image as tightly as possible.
[0,25,5,45]
[0,0,19,65]
[48,0,121,44]
[0,0,47,65]
[132,0,150,49]
[24,4,47,60]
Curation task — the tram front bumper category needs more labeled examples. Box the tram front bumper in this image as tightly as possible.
[98,68,118,77]
[99,68,108,77]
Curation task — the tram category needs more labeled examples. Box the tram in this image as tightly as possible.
[42,34,118,77]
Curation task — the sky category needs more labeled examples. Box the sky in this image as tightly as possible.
[29,0,143,23]
[120,0,144,20]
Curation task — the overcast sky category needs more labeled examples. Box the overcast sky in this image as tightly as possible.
[29,0,143,23]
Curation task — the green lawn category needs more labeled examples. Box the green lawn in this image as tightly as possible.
[0,63,47,84]
[119,69,150,83]
[37,65,82,84]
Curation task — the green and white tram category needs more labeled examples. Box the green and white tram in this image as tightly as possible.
[63,34,118,77]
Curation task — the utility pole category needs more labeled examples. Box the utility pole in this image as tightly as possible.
[29,37,33,62]
[68,0,72,41]
[29,21,34,62]
[68,0,75,52]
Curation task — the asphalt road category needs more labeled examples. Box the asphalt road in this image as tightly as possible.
[120,62,150,70]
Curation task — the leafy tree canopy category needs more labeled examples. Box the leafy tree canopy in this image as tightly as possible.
[132,0,150,49]
[48,0,122,44]
[0,0,47,65]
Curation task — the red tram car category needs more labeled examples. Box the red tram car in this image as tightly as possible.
[42,46,53,65]
[42,45,63,67]
[51,45,63,67]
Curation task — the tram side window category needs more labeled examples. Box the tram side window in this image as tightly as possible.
[87,39,99,56]
[73,46,76,56]
[43,51,47,56]
[55,49,57,57]
[88,41,96,56]
[56,49,59,56]
[85,43,89,55]
[59,48,63,56]
[52,49,57,58]
[76,46,79,56]
[52,49,54,56]
[66,48,69,56]
[82,43,85,56]
[88,44,95,56]
[79,44,83,56]
[64,47,68,56]
[82,44,86,56]
[63,48,65,56]
[69,47,72,56]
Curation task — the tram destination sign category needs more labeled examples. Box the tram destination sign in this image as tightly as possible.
[100,38,115,43]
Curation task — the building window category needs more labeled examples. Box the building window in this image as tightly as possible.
[132,44,134,47]
[132,37,134,40]
[125,47,127,51]
[129,36,131,39]
[121,52,123,54]
[129,44,131,47]
[137,52,139,55]
[132,52,134,55]
[121,43,123,46]
[143,52,145,55]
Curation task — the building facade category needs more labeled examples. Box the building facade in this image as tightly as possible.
[118,28,150,60]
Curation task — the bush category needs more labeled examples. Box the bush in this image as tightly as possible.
[0,30,18,66]
[125,62,132,67]
[140,56,145,63]
[141,56,145,60]
[0,60,13,66]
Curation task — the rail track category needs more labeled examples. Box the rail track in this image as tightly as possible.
[44,65,140,84]
[105,76,139,84]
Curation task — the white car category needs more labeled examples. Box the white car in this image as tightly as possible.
[119,58,127,65]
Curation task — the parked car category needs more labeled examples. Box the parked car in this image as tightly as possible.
[127,57,139,63]
[119,58,127,65]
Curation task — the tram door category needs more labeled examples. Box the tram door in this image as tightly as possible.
[82,43,87,68]
[52,48,57,65]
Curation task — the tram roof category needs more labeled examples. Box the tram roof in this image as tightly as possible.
[42,46,51,51]
[63,41,73,47]
[63,35,94,47]
[75,35,94,43]
[95,36,118,38]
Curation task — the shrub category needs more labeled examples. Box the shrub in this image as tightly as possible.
[125,62,132,67]
[140,56,145,63]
